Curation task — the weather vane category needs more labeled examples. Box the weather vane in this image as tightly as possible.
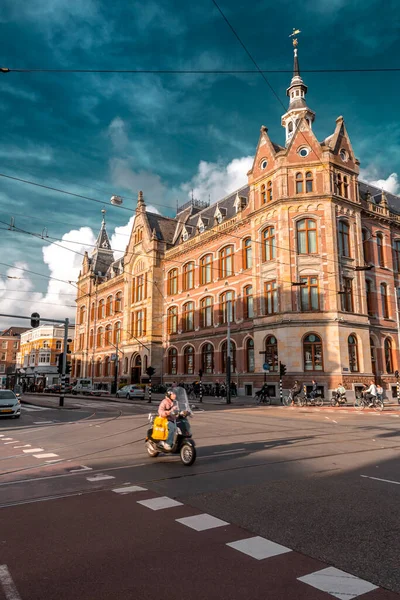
[289,28,301,47]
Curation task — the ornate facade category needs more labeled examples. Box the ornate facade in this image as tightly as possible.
[73,44,400,399]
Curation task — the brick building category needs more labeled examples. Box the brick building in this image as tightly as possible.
[0,326,28,388]
[73,42,400,400]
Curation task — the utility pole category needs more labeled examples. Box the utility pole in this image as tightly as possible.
[59,317,69,407]
[226,299,231,405]
[113,337,119,394]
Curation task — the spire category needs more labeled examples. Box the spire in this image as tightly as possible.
[136,190,146,213]
[281,29,315,145]
[91,209,114,276]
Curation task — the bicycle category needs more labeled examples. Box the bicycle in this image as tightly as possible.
[254,391,271,405]
[353,394,384,412]
[283,390,304,406]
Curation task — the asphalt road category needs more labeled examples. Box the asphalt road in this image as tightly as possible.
[1,398,400,598]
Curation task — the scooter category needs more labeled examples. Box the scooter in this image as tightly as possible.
[145,388,196,466]
[331,391,347,406]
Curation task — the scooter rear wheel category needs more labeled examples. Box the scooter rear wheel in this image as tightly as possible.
[146,441,159,457]
[180,443,196,466]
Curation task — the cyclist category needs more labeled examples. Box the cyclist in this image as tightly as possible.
[291,380,302,406]
[365,380,377,408]
[309,380,318,400]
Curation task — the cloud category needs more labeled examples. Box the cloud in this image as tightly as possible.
[0,145,53,163]
[109,158,168,208]
[110,216,135,260]
[181,156,253,203]
[1,83,38,102]
[360,170,400,195]
[107,117,130,151]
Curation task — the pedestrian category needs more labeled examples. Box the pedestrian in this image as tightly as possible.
[215,379,220,398]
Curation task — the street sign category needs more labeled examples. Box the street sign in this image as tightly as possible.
[263,363,269,371]
[111,353,117,361]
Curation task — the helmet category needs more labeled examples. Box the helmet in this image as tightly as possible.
[166,389,175,399]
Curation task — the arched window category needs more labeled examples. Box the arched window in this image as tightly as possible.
[183,262,195,290]
[295,172,303,194]
[168,348,178,375]
[89,329,94,349]
[338,221,350,257]
[288,121,293,133]
[115,292,122,312]
[98,299,105,319]
[202,343,214,374]
[366,279,373,316]
[106,295,113,317]
[114,321,121,344]
[370,337,377,375]
[105,324,112,346]
[265,280,278,315]
[348,335,359,372]
[343,175,349,198]
[393,240,400,272]
[124,357,128,374]
[300,276,319,311]
[95,359,101,377]
[183,346,195,375]
[303,333,323,371]
[305,172,313,193]
[262,227,276,261]
[380,283,389,318]
[336,173,343,196]
[219,246,234,278]
[200,296,213,328]
[97,327,104,348]
[267,180,273,202]
[246,338,255,373]
[183,302,194,332]
[362,229,370,263]
[384,338,393,373]
[220,291,235,324]
[297,219,317,254]
[221,341,236,373]
[376,234,385,267]
[167,269,178,295]
[167,306,178,334]
[244,285,254,319]
[104,356,111,377]
[200,254,212,285]
[90,302,95,321]
[261,184,266,203]
[79,305,86,325]
[243,238,252,270]
[265,335,278,372]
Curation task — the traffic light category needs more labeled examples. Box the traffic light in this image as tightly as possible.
[395,370,399,379]
[146,366,155,377]
[279,363,287,377]
[198,369,203,378]
[66,361,71,375]
[67,338,72,354]
[57,353,63,374]
[31,312,40,328]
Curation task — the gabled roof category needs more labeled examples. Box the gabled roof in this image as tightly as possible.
[359,180,400,215]
[146,212,177,244]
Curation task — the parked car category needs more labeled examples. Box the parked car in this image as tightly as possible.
[0,390,21,419]
[116,384,145,400]
[44,384,61,393]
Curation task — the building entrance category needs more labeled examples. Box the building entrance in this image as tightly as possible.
[131,355,142,384]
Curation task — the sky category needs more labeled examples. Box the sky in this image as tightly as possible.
[0,0,399,328]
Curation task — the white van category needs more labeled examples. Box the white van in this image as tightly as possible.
[71,379,110,396]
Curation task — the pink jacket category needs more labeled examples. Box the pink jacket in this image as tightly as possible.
[158,397,174,419]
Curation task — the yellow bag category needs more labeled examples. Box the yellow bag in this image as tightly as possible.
[152,416,168,440]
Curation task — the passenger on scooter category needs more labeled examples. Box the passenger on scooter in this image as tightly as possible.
[334,383,346,400]
[158,389,177,450]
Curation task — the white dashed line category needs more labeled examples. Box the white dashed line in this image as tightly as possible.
[86,474,115,482]
[23,448,44,453]
[227,536,292,560]
[33,453,59,459]
[112,485,147,494]
[137,497,183,511]
[0,564,22,600]
[13,445,31,449]
[177,514,229,531]
[361,475,400,486]
[4,441,18,445]
[298,566,378,598]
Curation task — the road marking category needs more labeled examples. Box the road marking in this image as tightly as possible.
[137,497,183,511]
[2,438,13,441]
[86,474,115,482]
[112,485,147,494]
[298,566,378,599]
[0,564,22,600]
[0,435,4,437]
[33,421,54,424]
[13,445,31,449]
[22,405,48,411]
[33,453,59,459]
[4,441,18,445]
[69,465,92,473]
[361,475,400,486]
[227,536,292,560]
[23,448,44,453]
[177,514,229,531]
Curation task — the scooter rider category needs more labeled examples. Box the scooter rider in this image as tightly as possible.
[334,382,346,400]
[158,389,177,450]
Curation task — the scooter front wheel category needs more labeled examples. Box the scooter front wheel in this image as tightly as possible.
[146,441,159,457]
[180,442,196,466]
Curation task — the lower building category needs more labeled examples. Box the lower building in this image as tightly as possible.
[0,327,29,389]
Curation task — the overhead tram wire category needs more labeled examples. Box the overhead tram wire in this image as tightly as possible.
[1,67,399,74]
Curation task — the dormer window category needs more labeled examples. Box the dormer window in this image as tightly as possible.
[215,209,223,224]
[182,228,189,242]
[288,122,293,133]
[198,218,205,233]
